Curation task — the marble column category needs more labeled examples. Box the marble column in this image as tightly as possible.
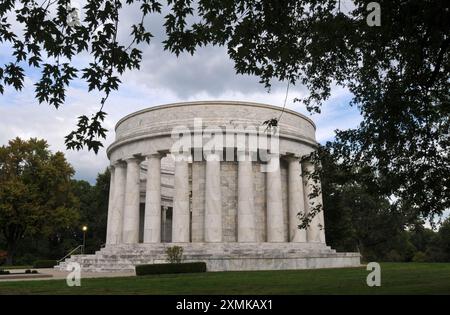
[287,156,307,242]
[303,160,325,243]
[204,153,222,242]
[143,154,161,243]
[162,206,168,242]
[266,155,285,242]
[172,155,190,242]
[105,166,115,245]
[237,152,256,242]
[191,162,205,242]
[122,158,141,244]
[109,162,126,244]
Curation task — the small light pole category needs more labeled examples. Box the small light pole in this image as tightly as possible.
[82,226,88,254]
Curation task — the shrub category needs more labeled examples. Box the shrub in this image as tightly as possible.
[166,246,184,264]
[14,253,37,265]
[412,251,428,262]
[0,269,10,275]
[33,260,57,268]
[384,250,403,262]
[25,269,38,274]
[0,250,7,265]
[135,262,206,276]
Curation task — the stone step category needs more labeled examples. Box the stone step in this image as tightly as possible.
[97,247,334,254]
[59,255,344,269]
[54,243,356,272]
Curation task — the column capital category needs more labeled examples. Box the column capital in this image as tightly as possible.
[284,153,301,163]
[124,154,144,163]
[112,160,126,168]
[300,153,319,165]
[146,150,169,159]
[146,152,164,159]
[301,159,316,174]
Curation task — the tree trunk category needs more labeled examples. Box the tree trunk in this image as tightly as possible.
[4,223,24,266]
[5,241,16,265]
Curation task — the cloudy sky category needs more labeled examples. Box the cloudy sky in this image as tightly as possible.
[0,1,362,184]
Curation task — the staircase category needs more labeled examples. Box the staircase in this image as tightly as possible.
[55,242,360,272]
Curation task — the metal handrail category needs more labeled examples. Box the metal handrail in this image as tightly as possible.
[57,245,84,263]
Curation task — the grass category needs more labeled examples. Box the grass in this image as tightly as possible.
[0,263,449,295]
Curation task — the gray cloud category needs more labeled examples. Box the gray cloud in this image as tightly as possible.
[122,42,294,99]
[115,2,296,98]
[0,2,362,185]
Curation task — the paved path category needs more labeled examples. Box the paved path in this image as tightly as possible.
[0,268,135,282]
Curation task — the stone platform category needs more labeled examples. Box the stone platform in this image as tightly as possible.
[55,243,360,272]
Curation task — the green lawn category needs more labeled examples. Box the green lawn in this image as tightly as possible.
[0,263,449,295]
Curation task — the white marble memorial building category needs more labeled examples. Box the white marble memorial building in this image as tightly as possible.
[56,101,360,272]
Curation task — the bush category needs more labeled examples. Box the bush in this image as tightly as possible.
[0,269,10,275]
[0,250,7,265]
[14,253,37,265]
[135,262,206,276]
[33,260,57,268]
[412,251,428,262]
[384,250,403,262]
[24,269,38,274]
[166,246,184,264]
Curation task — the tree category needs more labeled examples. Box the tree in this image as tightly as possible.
[319,144,411,261]
[70,169,109,253]
[90,169,110,248]
[408,224,436,253]
[437,219,450,261]
[0,137,79,264]
[1,1,448,221]
[425,218,450,262]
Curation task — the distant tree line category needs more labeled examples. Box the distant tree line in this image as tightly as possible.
[0,172,110,265]
[0,138,109,265]
[320,144,450,263]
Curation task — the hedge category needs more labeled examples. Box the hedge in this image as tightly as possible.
[135,262,207,275]
[33,260,58,268]
[25,269,38,274]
